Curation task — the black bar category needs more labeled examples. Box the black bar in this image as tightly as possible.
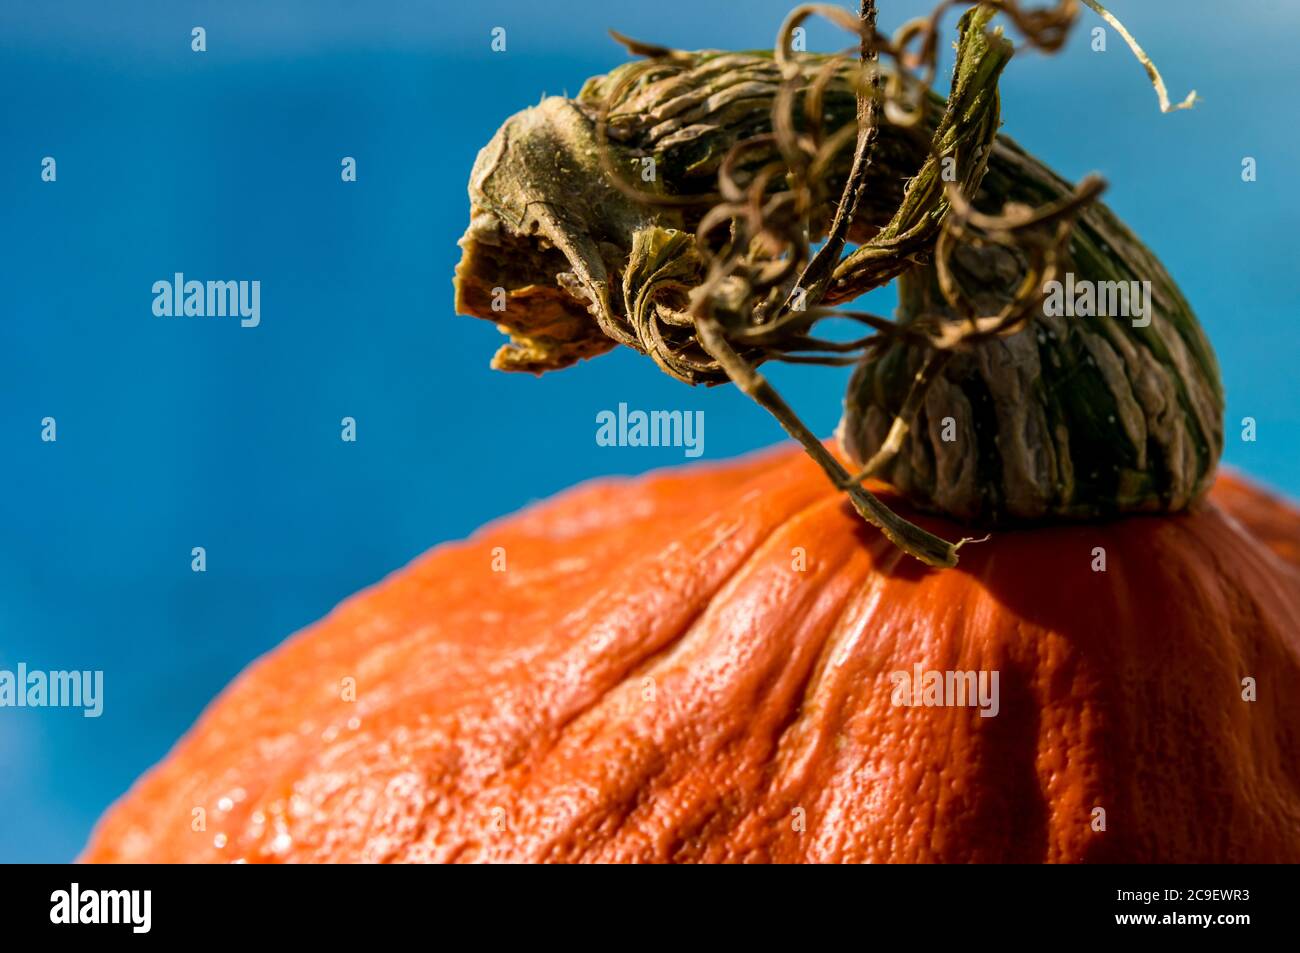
[0,863,1285,940]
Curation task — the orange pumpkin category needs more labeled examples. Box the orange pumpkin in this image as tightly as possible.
[83,446,1300,863]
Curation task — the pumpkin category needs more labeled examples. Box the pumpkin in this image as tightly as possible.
[83,445,1300,863]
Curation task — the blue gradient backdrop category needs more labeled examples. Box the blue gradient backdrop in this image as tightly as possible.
[2,0,1297,861]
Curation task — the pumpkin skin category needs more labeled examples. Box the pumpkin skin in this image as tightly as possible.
[83,446,1300,863]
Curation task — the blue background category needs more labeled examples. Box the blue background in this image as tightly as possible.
[2,0,1296,862]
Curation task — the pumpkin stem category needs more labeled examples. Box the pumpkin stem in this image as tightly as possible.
[454,0,1219,561]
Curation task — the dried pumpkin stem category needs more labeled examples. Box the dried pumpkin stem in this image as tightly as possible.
[454,0,1215,563]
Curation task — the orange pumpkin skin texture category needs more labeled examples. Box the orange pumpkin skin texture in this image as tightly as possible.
[83,447,1300,863]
